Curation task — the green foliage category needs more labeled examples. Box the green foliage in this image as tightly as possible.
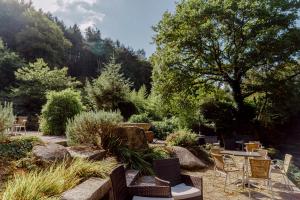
[86,58,132,111]
[0,102,14,135]
[66,110,123,147]
[106,137,170,175]
[128,113,151,123]
[40,89,84,136]
[0,136,41,160]
[12,59,80,115]
[0,38,24,91]
[2,158,117,200]
[152,0,300,122]
[152,117,179,140]
[166,130,198,147]
[200,99,236,133]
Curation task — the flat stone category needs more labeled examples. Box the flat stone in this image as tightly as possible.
[61,177,111,200]
[67,146,106,161]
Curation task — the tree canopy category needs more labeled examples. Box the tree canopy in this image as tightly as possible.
[152,0,300,121]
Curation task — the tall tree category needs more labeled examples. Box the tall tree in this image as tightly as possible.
[0,38,24,91]
[86,58,132,110]
[152,0,300,121]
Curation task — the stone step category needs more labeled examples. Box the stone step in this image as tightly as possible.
[61,177,111,200]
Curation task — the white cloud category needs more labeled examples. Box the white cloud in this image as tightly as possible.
[31,0,105,31]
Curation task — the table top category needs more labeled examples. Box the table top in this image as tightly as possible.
[221,150,261,157]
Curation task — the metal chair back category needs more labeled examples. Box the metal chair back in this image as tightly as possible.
[249,159,271,179]
[245,143,260,152]
[211,153,225,171]
[283,154,292,173]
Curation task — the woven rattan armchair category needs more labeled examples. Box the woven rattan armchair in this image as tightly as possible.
[153,158,203,200]
[110,165,173,200]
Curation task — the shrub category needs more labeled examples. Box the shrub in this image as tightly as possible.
[128,113,151,123]
[0,136,42,160]
[66,110,123,147]
[0,102,14,136]
[166,130,198,147]
[151,117,179,140]
[2,158,117,200]
[40,89,84,136]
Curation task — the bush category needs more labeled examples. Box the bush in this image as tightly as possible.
[166,130,198,147]
[0,102,14,136]
[0,136,42,160]
[66,110,123,147]
[151,117,179,140]
[2,158,117,200]
[128,113,151,123]
[40,89,84,136]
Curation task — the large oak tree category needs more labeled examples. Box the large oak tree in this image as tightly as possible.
[152,0,300,120]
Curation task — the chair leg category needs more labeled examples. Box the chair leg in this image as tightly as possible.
[269,179,274,200]
[224,173,228,192]
[284,174,293,191]
[248,180,251,199]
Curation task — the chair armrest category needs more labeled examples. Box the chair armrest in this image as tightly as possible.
[181,174,203,190]
[154,176,170,186]
[128,185,172,198]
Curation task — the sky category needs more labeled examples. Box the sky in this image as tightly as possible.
[30,0,177,57]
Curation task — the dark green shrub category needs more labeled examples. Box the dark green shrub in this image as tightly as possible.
[166,130,198,147]
[40,89,84,136]
[0,136,42,160]
[200,100,236,134]
[151,117,179,139]
[66,110,123,147]
[128,113,151,123]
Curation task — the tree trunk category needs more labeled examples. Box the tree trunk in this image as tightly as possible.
[230,80,247,123]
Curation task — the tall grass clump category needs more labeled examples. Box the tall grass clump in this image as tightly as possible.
[2,158,117,200]
[66,110,123,147]
[166,130,198,147]
[0,102,14,139]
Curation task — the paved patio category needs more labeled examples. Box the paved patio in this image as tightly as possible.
[186,161,300,200]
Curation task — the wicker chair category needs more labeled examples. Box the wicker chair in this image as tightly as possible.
[248,159,274,199]
[245,143,261,152]
[153,158,203,200]
[13,116,27,133]
[110,165,173,200]
[256,149,269,159]
[272,154,293,191]
[211,153,240,192]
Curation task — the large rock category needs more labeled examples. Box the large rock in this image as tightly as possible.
[61,177,111,200]
[67,146,106,161]
[113,126,148,150]
[171,146,207,170]
[119,123,152,131]
[33,143,71,162]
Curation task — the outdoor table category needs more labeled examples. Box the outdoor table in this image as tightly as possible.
[221,150,261,188]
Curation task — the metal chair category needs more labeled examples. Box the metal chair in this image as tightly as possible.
[211,153,240,192]
[110,165,173,200]
[245,143,261,152]
[248,159,274,199]
[272,154,293,191]
[153,158,203,200]
[13,116,27,134]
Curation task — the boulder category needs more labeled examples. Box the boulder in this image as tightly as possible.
[171,146,207,170]
[67,146,106,161]
[113,126,148,150]
[32,143,71,162]
[119,123,152,131]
